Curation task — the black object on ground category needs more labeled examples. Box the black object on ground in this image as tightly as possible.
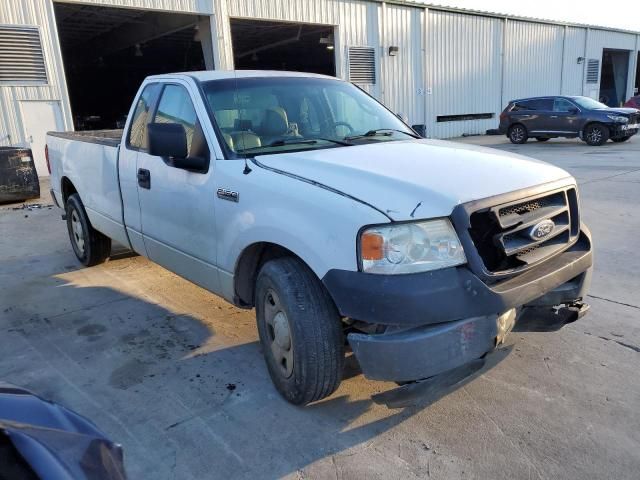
[0,147,40,204]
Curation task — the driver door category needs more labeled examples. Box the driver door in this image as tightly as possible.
[136,81,221,293]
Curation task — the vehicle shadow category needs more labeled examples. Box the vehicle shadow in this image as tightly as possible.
[0,258,511,479]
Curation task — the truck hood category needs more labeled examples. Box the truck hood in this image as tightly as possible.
[255,139,573,221]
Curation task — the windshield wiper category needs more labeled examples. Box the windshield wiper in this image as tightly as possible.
[237,137,351,153]
[345,128,419,141]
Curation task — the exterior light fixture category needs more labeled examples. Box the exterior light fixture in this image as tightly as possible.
[577,56,585,64]
[389,46,399,56]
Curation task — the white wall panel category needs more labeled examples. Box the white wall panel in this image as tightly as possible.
[379,3,424,125]
[503,20,564,102]
[561,27,587,95]
[0,0,73,148]
[425,10,503,138]
[57,0,212,14]
[220,0,380,95]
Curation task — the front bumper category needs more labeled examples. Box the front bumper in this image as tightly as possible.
[322,228,593,382]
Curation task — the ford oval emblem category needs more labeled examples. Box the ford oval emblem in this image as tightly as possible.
[528,219,555,241]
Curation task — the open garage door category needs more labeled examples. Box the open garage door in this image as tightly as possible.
[599,49,630,107]
[230,19,336,76]
[53,3,213,130]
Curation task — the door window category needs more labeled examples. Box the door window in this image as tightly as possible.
[153,84,210,161]
[553,98,577,112]
[513,99,552,111]
[127,83,161,150]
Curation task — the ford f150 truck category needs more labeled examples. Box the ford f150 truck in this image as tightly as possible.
[47,71,593,405]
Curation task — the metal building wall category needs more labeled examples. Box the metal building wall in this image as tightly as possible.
[0,0,72,147]
[425,10,503,138]
[218,0,382,97]
[503,20,564,102]
[0,0,213,151]
[585,29,639,101]
[378,3,424,125]
[560,27,587,95]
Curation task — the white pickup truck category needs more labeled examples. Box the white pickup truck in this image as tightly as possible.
[47,71,593,405]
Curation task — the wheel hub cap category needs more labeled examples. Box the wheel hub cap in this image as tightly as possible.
[264,290,294,378]
[71,210,85,253]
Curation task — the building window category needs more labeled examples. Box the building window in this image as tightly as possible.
[0,26,47,83]
[348,46,376,85]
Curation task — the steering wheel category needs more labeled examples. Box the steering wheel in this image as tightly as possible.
[334,121,354,136]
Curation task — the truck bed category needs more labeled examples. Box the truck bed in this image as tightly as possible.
[47,129,123,148]
[47,129,130,249]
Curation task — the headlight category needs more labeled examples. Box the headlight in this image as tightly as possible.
[607,114,628,123]
[359,219,466,274]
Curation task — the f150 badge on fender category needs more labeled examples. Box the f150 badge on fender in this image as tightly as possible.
[528,219,555,241]
[217,188,239,202]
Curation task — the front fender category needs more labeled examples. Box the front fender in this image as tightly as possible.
[214,160,388,281]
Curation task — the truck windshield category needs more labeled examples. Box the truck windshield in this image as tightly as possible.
[571,96,609,110]
[201,77,417,156]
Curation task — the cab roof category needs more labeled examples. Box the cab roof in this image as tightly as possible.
[146,70,340,83]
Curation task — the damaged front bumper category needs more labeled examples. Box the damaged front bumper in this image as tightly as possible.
[322,228,593,383]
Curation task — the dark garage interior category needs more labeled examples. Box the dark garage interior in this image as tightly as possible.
[599,48,630,107]
[53,3,212,130]
[230,19,336,76]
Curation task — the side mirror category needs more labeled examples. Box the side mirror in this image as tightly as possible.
[148,122,187,159]
[569,108,579,114]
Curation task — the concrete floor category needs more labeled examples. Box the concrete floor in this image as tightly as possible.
[1,136,639,479]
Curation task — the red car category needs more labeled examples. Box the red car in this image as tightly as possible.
[624,95,640,109]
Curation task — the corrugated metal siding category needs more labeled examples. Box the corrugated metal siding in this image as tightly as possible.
[58,0,212,14]
[0,0,73,147]
[585,29,639,100]
[378,4,424,126]
[503,20,564,102]
[220,0,380,95]
[425,10,503,138]
[561,27,587,95]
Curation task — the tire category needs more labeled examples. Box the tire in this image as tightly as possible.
[584,123,610,146]
[255,257,344,405]
[611,136,630,143]
[535,137,550,142]
[66,193,111,266]
[508,124,528,144]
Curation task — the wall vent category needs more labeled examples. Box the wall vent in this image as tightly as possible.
[0,26,47,83]
[585,59,600,84]
[348,46,376,84]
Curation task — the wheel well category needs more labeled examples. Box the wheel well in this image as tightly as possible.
[234,242,305,308]
[582,121,611,136]
[61,177,77,204]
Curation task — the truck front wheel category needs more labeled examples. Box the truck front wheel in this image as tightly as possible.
[255,257,344,405]
[66,194,111,266]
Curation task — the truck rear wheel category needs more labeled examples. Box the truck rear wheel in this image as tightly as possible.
[66,194,111,266]
[255,257,344,405]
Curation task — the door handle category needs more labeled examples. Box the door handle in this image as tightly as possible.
[550,115,558,118]
[137,168,150,189]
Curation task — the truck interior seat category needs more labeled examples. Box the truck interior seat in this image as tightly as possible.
[231,131,261,150]
[258,107,292,143]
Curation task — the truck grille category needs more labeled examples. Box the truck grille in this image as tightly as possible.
[467,187,580,274]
